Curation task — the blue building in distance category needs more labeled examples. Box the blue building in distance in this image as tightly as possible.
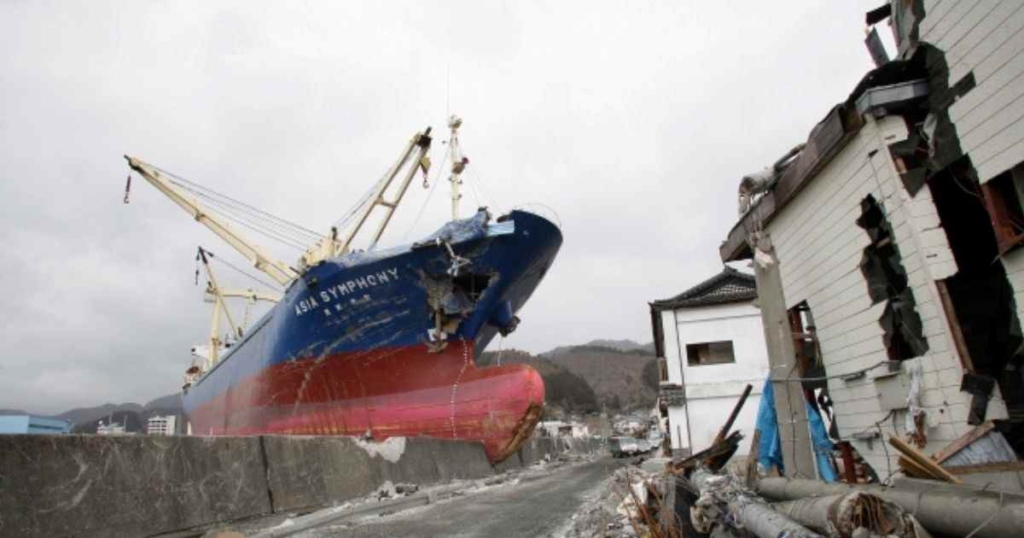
[0,415,71,434]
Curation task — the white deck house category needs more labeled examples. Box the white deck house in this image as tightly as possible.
[651,267,768,456]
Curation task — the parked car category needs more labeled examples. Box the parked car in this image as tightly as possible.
[608,436,652,458]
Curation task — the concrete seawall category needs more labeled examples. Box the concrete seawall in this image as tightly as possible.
[0,435,604,537]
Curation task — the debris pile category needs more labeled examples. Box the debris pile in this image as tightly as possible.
[564,466,676,538]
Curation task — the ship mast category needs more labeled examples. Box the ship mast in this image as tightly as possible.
[125,157,299,286]
[447,116,469,220]
[196,247,280,369]
[336,128,433,254]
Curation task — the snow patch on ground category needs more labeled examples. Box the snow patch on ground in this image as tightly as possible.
[354,437,406,462]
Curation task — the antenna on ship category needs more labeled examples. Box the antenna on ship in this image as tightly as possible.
[447,115,469,220]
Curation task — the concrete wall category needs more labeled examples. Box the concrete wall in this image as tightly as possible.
[0,435,272,538]
[660,302,769,454]
[762,113,1006,476]
[0,434,604,538]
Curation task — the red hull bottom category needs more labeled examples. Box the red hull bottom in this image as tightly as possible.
[186,339,545,463]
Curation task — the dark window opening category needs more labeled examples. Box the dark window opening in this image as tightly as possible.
[928,159,1024,431]
[790,301,841,441]
[856,194,929,360]
[685,341,735,366]
[789,302,825,387]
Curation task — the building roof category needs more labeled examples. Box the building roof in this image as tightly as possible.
[720,50,931,262]
[651,266,757,310]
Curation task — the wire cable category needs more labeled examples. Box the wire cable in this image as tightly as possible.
[152,164,322,238]
[196,195,318,247]
[204,248,285,292]
[202,206,310,252]
[169,181,323,242]
[401,145,451,242]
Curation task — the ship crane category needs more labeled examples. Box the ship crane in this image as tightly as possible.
[125,127,433,283]
[125,157,300,285]
[185,247,281,387]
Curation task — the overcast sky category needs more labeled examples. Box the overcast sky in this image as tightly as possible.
[0,1,887,413]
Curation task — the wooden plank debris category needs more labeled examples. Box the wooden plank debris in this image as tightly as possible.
[713,383,753,446]
[889,435,962,484]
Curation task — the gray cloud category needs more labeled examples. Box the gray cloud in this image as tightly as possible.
[0,1,884,413]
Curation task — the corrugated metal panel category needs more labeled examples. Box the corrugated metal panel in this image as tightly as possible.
[945,430,1018,467]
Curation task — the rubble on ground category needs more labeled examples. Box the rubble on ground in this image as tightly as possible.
[564,463,674,538]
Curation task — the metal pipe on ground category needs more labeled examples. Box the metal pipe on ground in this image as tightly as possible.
[757,477,1024,538]
[731,498,824,538]
[773,492,931,538]
[690,468,821,538]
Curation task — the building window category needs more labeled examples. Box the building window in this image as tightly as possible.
[686,341,735,366]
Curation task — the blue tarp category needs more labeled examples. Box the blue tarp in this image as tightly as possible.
[807,399,838,482]
[754,378,785,473]
[754,376,837,482]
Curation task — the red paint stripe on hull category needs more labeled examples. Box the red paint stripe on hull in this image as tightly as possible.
[187,339,544,462]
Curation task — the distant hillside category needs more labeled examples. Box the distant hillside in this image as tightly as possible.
[478,350,598,415]
[73,410,147,434]
[483,343,658,412]
[56,403,143,429]
[143,393,184,414]
[545,345,657,411]
[544,339,655,357]
[0,392,185,433]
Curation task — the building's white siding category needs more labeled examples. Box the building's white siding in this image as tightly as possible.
[919,0,1024,326]
[661,301,768,455]
[921,0,1024,184]
[763,113,1008,475]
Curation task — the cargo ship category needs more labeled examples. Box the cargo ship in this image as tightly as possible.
[125,118,561,462]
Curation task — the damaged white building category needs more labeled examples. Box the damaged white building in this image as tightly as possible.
[718,0,1024,486]
[650,267,768,458]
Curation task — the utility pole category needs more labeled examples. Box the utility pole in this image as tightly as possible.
[751,232,815,479]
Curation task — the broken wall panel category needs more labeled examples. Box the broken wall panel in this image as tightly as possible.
[761,113,1000,476]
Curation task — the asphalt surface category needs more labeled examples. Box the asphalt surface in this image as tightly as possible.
[298,456,627,538]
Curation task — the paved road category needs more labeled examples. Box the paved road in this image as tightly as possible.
[300,456,626,538]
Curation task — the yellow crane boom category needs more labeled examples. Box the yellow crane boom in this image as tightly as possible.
[124,156,300,286]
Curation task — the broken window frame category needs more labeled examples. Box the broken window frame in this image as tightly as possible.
[980,164,1024,255]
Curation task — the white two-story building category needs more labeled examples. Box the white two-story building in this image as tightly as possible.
[650,266,768,456]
